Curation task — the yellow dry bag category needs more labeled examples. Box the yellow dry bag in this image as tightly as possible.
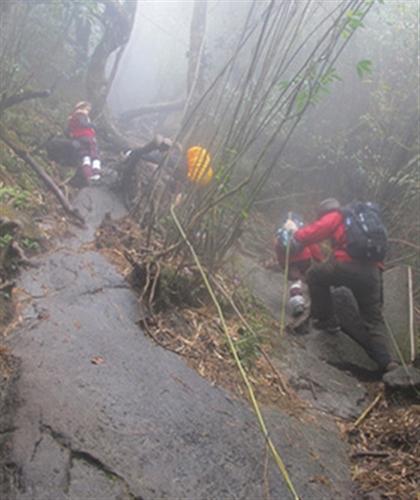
[186,146,213,186]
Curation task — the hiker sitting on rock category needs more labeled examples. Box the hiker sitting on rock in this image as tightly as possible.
[67,101,101,184]
[290,198,398,373]
[274,213,324,281]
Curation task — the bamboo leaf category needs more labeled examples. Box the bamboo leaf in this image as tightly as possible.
[356,59,373,79]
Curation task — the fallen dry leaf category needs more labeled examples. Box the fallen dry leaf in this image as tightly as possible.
[90,355,105,365]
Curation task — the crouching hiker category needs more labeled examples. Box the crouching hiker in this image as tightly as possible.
[291,198,398,373]
[67,101,101,184]
[123,137,213,195]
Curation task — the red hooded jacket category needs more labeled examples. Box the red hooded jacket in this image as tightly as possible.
[67,109,96,139]
[294,210,352,262]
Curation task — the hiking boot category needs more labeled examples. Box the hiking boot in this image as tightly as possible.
[312,317,340,334]
[91,159,101,181]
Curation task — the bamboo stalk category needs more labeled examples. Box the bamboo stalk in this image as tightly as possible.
[280,224,291,338]
[407,266,416,362]
[128,0,375,275]
[171,204,300,500]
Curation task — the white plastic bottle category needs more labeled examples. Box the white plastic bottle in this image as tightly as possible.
[287,280,305,317]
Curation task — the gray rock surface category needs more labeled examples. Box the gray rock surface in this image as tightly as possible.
[231,253,285,318]
[4,187,354,500]
[272,336,369,419]
[382,365,420,389]
[233,254,372,417]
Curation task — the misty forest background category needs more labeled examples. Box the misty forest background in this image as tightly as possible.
[0,0,419,303]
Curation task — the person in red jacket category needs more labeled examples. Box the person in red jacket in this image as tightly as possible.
[67,101,101,183]
[292,198,397,372]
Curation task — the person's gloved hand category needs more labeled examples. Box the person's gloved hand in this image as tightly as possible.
[284,218,298,233]
[160,137,173,151]
[153,134,173,152]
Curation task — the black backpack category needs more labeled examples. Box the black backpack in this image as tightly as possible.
[342,202,387,262]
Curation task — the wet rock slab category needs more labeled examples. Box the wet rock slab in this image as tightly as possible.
[233,255,371,417]
[5,188,353,499]
[273,336,369,419]
[383,366,420,390]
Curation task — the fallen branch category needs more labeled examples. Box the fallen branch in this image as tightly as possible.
[139,318,185,357]
[351,450,390,459]
[0,89,50,114]
[388,238,420,252]
[353,392,382,428]
[0,126,84,225]
[119,99,185,123]
[9,240,37,268]
[259,347,290,397]
[0,281,15,293]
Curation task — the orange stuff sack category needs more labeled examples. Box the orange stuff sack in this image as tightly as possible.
[186,146,213,186]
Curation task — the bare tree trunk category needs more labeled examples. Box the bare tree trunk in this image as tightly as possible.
[187,0,208,96]
[86,0,137,115]
[85,0,137,151]
[120,99,185,125]
[0,89,50,115]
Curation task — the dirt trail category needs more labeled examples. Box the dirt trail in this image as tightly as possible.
[3,186,353,499]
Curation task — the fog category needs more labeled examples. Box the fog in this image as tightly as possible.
[109,1,193,111]
[109,1,417,141]
[109,0,250,114]
[106,0,418,264]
